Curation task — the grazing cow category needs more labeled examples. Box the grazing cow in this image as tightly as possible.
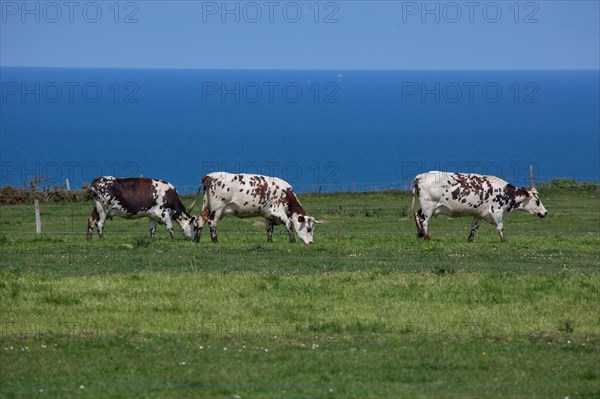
[196,172,323,244]
[87,176,199,241]
[413,171,547,242]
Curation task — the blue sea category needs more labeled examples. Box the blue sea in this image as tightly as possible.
[1,68,598,193]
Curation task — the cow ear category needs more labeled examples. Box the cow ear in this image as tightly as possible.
[520,187,531,197]
[297,215,305,223]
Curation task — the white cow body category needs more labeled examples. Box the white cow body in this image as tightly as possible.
[413,171,547,242]
[196,172,321,244]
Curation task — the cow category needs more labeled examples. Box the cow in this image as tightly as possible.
[86,176,200,241]
[195,172,324,244]
[412,171,547,242]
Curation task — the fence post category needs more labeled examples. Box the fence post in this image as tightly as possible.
[65,178,71,191]
[34,199,41,234]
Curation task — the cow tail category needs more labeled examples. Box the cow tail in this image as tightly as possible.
[411,177,419,212]
[184,176,207,212]
[197,175,208,196]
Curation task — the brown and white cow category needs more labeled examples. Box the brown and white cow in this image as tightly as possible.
[413,171,547,242]
[86,176,199,240]
[196,172,323,244]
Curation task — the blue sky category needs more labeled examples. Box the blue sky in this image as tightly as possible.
[1,1,599,69]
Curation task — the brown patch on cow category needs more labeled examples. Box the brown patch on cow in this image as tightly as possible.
[507,185,528,200]
[505,186,530,212]
[450,174,491,202]
[451,188,461,200]
[484,179,493,200]
[284,188,306,216]
[163,187,188,219]
[105,178,158,213]
[252,179,270,204]
[201,205,210,221]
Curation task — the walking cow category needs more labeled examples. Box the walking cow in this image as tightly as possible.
[413,171,547,242]
[87,176,199,241]
[196,172,324,244]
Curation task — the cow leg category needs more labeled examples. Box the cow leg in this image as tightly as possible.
[162,214,176,239]
[414,209,426,238]
[207,210,221,243]
[285,220,296,243]
[414,208,431,240]
[490,213,506,242]
[87,207,99,240]
[266,218,274,243]
[149,219,157,238]
[422,208,434,240]
[195,203,210,243]
[467,218,481,242]
[496,222,506,242]
[96,206,108,238]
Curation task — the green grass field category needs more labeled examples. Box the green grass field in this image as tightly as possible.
[1,189,599,398]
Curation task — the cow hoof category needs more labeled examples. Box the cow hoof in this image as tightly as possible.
[423,235,431,240]
[467,237,474,243]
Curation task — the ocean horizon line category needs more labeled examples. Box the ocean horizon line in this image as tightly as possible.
[2,66,599,72]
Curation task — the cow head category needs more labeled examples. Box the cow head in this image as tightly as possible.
[291,214,326,245]
[179,215,200,241]
[520,188,548,218]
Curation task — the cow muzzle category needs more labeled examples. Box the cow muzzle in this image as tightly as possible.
[539,212,548,218]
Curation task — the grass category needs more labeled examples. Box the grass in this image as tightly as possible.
[1,189,599,398]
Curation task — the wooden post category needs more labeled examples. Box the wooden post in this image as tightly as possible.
[65,178,71,191]
[529,164,535,189]
[34,199,41,234]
